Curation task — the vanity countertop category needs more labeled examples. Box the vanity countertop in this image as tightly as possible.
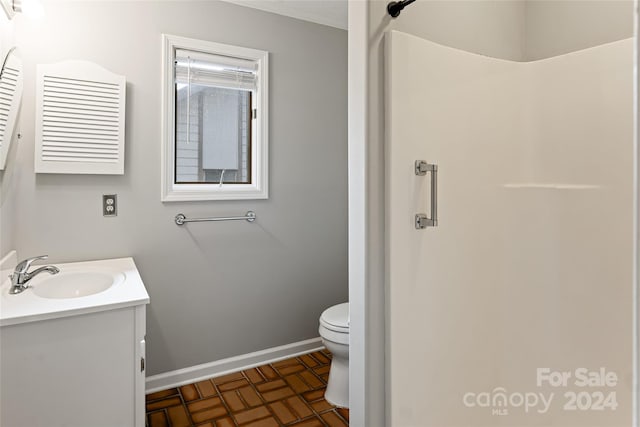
[1,257,150,327]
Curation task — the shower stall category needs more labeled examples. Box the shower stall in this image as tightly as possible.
[385,30,633,426]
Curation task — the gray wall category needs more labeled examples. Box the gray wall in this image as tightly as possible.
[366,0,635,62]
[6,0,348,375]
[525,0,634,61]
[373,0,529,61]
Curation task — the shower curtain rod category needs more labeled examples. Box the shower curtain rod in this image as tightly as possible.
[387,0,416,18]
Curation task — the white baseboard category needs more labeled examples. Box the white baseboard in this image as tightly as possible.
[145,337,324,393]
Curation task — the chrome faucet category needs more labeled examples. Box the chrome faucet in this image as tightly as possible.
[9,255,60,295]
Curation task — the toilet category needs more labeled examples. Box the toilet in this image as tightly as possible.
[318,302,349,408]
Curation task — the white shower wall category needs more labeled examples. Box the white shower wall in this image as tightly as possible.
[386,31,633,426]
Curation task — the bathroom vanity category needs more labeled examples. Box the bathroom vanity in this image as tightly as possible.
[0,256,150,427]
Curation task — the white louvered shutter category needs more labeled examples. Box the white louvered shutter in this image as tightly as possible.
[0,48,23,170]
[35,61,126,174]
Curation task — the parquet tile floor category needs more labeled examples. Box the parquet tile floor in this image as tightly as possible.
[146,349,348,427]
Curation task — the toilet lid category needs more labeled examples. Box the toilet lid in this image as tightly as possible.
[320,303,349,332]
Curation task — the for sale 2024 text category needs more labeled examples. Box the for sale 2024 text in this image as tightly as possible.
[537,368,618,411]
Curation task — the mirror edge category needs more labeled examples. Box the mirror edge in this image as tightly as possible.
[0,0,14,20]
[0,47,23,171]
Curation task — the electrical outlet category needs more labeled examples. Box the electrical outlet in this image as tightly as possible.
[103,194,117,217]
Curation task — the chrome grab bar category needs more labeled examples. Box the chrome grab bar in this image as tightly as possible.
[175,211,256,226]
[415,160,438,229]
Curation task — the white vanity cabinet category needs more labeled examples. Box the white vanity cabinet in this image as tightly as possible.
[0,257,150,427]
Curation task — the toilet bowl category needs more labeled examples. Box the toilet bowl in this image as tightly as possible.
[318,302,349,408]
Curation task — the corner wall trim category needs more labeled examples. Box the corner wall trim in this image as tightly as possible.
[145,337,324,393]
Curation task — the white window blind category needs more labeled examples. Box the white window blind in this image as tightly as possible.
[174,49,257,91]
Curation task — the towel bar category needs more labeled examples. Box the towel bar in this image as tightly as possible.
[174,211,256,225]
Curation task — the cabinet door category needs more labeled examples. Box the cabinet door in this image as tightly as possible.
[1,308,137,427]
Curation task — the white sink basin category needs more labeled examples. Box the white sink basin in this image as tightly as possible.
[1,257,149,327]
[31,270,124,299]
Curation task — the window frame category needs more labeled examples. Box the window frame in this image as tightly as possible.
[161,34,269,201]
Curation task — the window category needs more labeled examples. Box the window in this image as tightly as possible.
[161,35,268,201]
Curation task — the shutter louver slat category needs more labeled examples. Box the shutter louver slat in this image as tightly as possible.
[43,136,119,145]
[36,61,126,174]
[43,95,120,109]
[43,114,119,125]
[44,101,119,115]
[44,120,119,132]
[43,107,120,121]
[44,80,121,96]
[44,75,119,90]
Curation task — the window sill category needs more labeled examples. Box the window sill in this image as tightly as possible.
[161,184,268,202]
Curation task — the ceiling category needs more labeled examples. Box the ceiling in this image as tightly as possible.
[220,0,348,30]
